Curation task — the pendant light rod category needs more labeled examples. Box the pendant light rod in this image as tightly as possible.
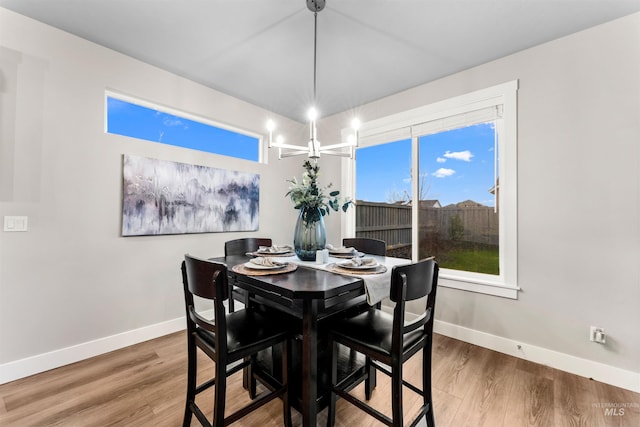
[313,10,318,105]
[309,0,323,107]
[267,0,359,160]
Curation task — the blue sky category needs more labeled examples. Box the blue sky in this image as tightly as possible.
[107,97,259,161]
[356,123,496,207]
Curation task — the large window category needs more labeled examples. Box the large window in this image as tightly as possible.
[347,81,518,298]
[105,92,261,162]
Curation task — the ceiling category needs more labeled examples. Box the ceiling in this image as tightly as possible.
[2,0,639,123]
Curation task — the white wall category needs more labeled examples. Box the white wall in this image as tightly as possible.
[324,13,640,391]
[0,7,345,382]
[1,6,638,392]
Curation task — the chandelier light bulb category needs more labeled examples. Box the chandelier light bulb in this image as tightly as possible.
[307,107,318,121]
[266,119,275,132]
[351,118,360,130]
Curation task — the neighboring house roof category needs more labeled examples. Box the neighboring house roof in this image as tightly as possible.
[419,200,442,208]
[445,200,486,208]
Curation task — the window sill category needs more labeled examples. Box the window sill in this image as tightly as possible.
[439,271,519,299]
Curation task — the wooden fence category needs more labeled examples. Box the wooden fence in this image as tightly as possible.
[419,206,499,245]
[355,201,498,256]
[354,201,411,246]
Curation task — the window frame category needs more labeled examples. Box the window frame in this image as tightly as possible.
[105,90,265,163]
[342,80,519,298]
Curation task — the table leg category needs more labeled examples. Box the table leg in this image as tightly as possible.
[301,299,318,427]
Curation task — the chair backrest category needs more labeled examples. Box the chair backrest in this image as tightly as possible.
[342,237,387,256]
[389,258,439,348]
[181,255,229,349]
[224,237,273,256]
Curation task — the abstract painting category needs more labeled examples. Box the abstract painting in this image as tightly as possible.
[122,154,259,236]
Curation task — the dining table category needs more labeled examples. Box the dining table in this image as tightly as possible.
[210,251,410,427]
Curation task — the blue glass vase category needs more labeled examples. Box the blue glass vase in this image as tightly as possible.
[293,206,326,261]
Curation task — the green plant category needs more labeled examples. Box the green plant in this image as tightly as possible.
[286,160,353,223]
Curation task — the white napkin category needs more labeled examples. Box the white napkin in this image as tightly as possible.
[336,257,386,305]
[257,245,293,253]
[338,257,378,268]
[249,257,285,267]
[325,244,355,254]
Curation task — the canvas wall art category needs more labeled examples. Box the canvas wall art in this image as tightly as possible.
[122,154,259,236]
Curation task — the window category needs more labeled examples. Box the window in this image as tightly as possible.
[105,92,262,162]
[346,81,518,298]
[417,122,499,275]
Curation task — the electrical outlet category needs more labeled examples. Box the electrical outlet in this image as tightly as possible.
[590,326,606,344]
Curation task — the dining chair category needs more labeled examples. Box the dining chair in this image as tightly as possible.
[326,258,439,427]
[181,254,293,427]
[342,237,387,256]
[224,237,272,312]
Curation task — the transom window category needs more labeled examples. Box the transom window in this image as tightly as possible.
[105,92,261,162]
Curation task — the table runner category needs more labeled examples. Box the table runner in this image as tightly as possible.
[264,254,411,305]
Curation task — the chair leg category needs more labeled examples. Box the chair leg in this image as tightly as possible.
[183,336,196,427]
[364,355,376,400]
[213,359,227,427]
[249,355,257,399]
[282,340,293,427]
[422,347,436,427]
[425,408,436,427]
[228,284,235,313]
[243,359,249,392]
[391,363,403,427]
[327,340,338,427]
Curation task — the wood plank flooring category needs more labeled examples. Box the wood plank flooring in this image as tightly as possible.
[1,331,638,426]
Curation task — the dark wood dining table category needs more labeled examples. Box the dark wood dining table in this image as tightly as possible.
[211,254,377,427]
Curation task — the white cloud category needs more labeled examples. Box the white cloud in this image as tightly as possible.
[443,150,473,162]
[436,157,446,163]
[163,117,185,127]
[432,168,455,178]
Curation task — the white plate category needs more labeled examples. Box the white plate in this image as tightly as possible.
[337,260,379,270]
[244,261,287,270]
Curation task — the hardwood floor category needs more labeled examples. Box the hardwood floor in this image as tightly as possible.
[1,331,638,426]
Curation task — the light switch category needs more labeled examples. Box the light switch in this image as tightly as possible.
[4,216,28,232]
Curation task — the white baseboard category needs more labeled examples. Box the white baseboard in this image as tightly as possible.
[434,319,640,393]
[3,314,638,394]
[0,317,186,385]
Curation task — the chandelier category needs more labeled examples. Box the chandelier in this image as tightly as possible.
[267,0,360,160]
